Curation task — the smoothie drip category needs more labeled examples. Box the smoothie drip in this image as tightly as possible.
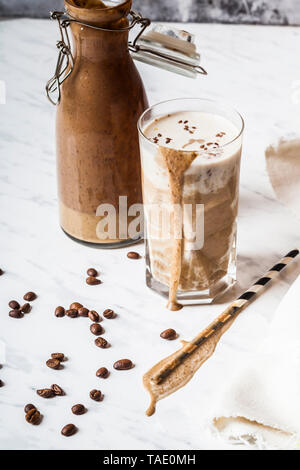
[160,147,198,311]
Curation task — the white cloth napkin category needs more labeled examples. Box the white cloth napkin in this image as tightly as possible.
[211,274,300,450]
[265,137,300,218]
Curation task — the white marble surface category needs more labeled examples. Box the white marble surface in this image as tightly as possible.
[0,19,300,450]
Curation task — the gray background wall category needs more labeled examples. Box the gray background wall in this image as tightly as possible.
[0,0,299,25]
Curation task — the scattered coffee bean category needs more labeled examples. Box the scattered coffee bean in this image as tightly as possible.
[9,309,23,319]
[23,292,37,301]
[96,367,109,378]
[78,307,89,317]
[37,388,55,398]
[127,251,140,259]
[61,424,77,437]
[89,389,102,402]
[86,276,101,285]
[0,380,3,387]
[113,359,133,370]
[66,309,78,318]
[87,268,98,277]
[51,384,65,396]
[71,404,86,415]
[25,408,41,425]
[94,337,109,349]
[90,323,103,336]
[8,300,20,310]
[24,403,36,413]
[55,306,65,317]
[103,308,115,319]
[160,328,177,340]
[0,269,3,276]
[46,358,61,370]
[88,310,101,322]
[20,303,31,314]
[51,353,64,362]
[69,302,83,310]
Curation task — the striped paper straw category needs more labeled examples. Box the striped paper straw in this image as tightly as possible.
[154,249,299,385]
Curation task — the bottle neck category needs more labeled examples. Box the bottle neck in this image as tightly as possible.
[71,24,129,61]
[65,0,132,62]
[65,0,132,29]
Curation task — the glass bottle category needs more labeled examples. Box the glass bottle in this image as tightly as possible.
[56,0,148,246]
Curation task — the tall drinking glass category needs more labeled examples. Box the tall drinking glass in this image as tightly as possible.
[138,98,244,307]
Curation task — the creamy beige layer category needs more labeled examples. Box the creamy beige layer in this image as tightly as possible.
[59,201,136,244]
[142,148,241,292]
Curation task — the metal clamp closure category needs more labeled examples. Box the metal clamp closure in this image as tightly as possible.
[46,10,207,105]
[46,10,150,105]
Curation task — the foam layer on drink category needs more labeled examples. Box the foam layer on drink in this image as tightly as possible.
[143,111,240,196]
[144,111,239,151]
[141,111,242,309]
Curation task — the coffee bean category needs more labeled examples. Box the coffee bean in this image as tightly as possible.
[0,380,3,387]
[8,300,20,310]
[0,269,3,276]
[25,408,41,425]
[61,424,77,437]
[127,251,140,259]
[46,358,61,370]
[94,337,109,349]
[160,328,177,340]
[51,353,64,362]
[78,307,89,317]
[51,384,65,396]
[103,308,115,319]
[89,389,102,402]
[37,388,55,398]
[71,404,86,415]
[24,403,36,413]
[90,323,103,336]
[69,302,83,310]
[113,359,133,370]
[9,309,23,319]
[86,276,101,285]
[88,310,101,322]
[55,306,65,317]
[66,309,78,318]
[20,303,31,314]
[23,292,37,301]
[96,367,109,378]
[87,268,98,277]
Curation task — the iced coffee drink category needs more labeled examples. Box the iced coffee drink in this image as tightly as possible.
[138,98,244,308]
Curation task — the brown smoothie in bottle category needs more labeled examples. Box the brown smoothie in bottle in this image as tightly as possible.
[57,0,148,244]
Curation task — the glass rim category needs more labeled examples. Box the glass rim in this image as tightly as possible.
[137,97,245,151]
[65,0,130,12]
